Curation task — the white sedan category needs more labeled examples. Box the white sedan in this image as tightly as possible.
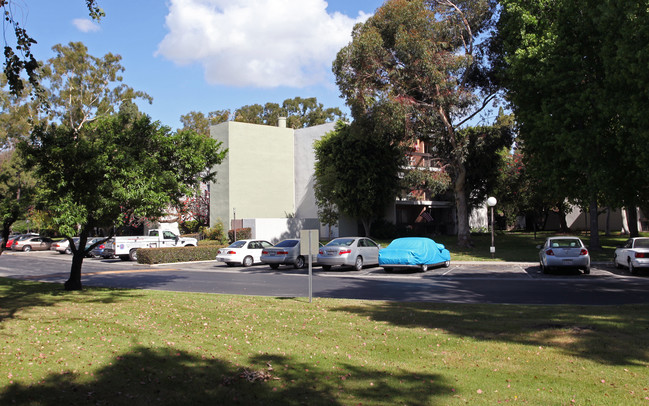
[614,237,649,275]
[216,239,273,267]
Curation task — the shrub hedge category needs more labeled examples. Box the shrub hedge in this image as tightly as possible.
[137,245,226,264]
[228,227,251,242]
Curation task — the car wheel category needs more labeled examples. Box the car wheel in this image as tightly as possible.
[269,264,279,270]
[629,260,638,275]
[294,256,306,269]
[65,247,72,254]
[22,245,31,252]
[322,265,331,271]
[421,264,428,272]
[583,266,590,275]
[242,256,253,267]
[353,256,363,271]
[129,249,138,261]
[540,261,547,274]
[444,260,450,268]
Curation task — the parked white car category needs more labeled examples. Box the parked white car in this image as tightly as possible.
[614,237,649,275]
[216,239,273,267]
[50,237,79,254]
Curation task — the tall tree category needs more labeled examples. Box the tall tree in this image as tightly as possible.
[0,75,40,251]
[180,110,231,136]
[234,97,345,128]
[314,121,403,236]
[491,0,645,245]
[0,149,35,254]
[333,0,499,247]
[1,1,104,95]
[20,109,227,290]
[41,42,152,132]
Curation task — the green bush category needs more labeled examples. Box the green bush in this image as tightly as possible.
[198,239,225,246]
[137,245,226,264]
[202,221,229,244]
[228,227,251,242]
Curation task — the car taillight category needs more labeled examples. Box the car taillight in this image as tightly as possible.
[339,249,352,255]
[227,250,237,254]
[636,252,646,258]
[319,249,324,254]
[277,250,289,255]
[99,244,105,249]
[545,249,554,256]
[580,249,588,256]
[262,250,269,255]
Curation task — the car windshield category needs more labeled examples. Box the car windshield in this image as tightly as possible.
[326,238,354,247]
[275,240,299,247]
[634,239,649,249]
[549,239,582,248]
[229,241,246,248]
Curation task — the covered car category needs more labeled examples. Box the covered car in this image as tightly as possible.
[379,237,451,272]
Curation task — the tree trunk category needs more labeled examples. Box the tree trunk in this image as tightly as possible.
[627,207,639,238]
[361,218,372,237]
[454,163,472,247]
[558,204,569,233]
[588,199,601,251]
[604,207,611,236]
[620,208,630,235]
[65,231,88,291]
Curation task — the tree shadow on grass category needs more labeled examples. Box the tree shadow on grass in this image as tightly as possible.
[0,278,145,325]
[331,301,649,367]
[1,347,450,406]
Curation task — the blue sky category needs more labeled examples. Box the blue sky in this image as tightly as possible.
[17,0,385,130]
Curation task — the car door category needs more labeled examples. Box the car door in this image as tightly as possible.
[360,238,380,265]
[620,239,633,265]
[162,231,177,247]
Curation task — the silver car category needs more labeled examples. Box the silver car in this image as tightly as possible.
[260,239,322,269]
[317,237,380,271]
[613,237,649,275]
[538,236,590,274]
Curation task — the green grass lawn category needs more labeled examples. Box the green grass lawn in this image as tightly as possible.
[375,231,643,263]
[1,278,648,405]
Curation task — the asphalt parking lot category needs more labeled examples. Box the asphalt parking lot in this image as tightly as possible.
[0,250,643,282]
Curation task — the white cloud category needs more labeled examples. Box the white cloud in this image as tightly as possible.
[72,18,101,33]
[156,0,369,88]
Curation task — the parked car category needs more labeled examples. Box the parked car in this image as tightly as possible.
[538,236,590,274]
[89,240,115,259]
[317,237,380,271]
[379,237,451,272]
[260,239,322,269]
[12,236,53,252]
[82,237,106,257]
[613,237,649,275]
[215,239,273,267]
[5,233,38,249]
[50,237,80,254]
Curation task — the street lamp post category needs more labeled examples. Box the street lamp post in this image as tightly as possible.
[487,197,497,259]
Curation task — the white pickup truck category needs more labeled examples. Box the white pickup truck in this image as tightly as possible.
[104,229,198,261]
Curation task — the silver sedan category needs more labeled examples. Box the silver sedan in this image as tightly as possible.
[261,239,321,269]
[614,237,649,274]
[317,237,380,271]
[538,236,590,274]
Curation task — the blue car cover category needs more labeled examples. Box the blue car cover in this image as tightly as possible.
[379,237,451,266]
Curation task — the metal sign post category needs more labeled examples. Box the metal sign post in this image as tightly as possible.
[300,229,319,303]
